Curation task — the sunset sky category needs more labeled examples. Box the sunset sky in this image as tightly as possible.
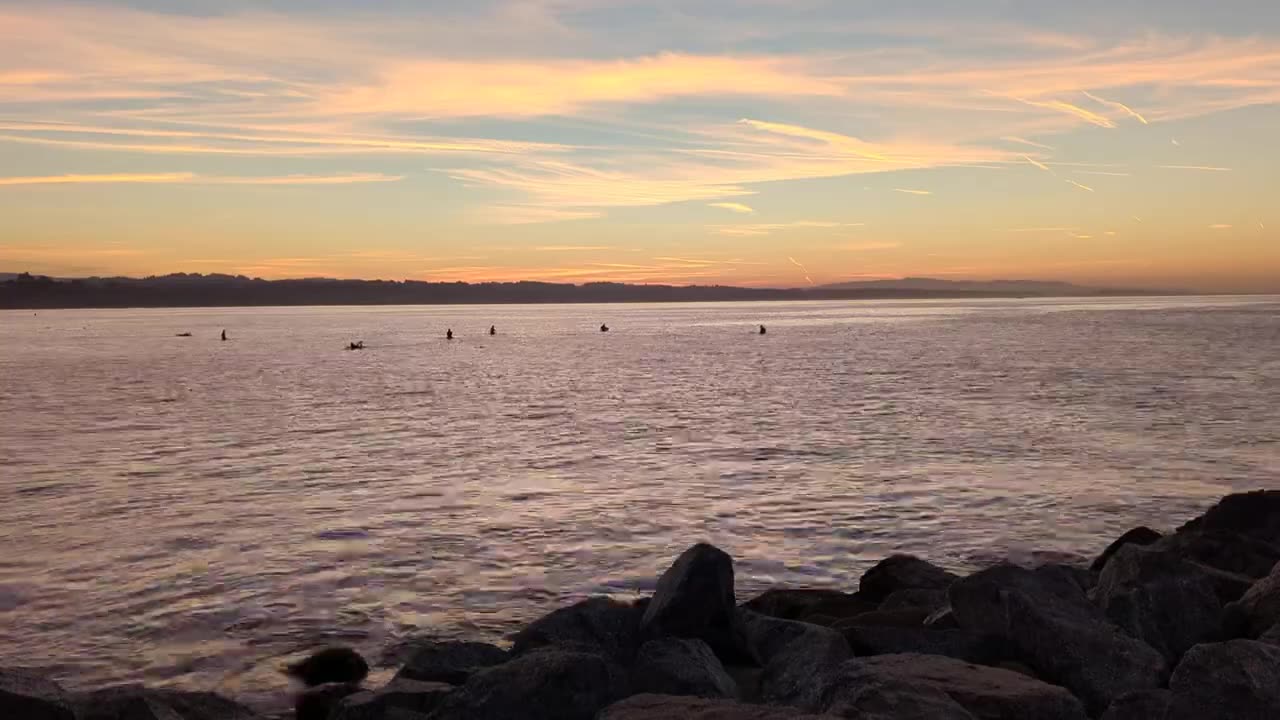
[1,1,1278,291]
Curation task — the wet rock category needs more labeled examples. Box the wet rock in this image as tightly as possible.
[820,654,1087,720]
[1168,640,1280,720]
[295,683,364,720]
[75,687,260,720]
[840,625,999,665]
[879,588,948,614]
[822,677,977,720]
[1152,530,1280,579]
[510,597,645,664]
[740,589,874,623]
[144,690,261,720]
[1091,527,1163,573]
[834,607,932,629]
[860,556,960,604]
[631,638,738,699]
[286,647,370,687]
[1099,690,1175,720]
[1094,544,1225,662]
[428,649,627,720]
[332,678,452,720]
[393,640,507,684]
[1223,561,1280,638]
[1257,623,1280,647]
[1176,490,1280,545]
[742,611,851,711]
[597,694,836,719]
[0,670,74,720]
[640,544,754,664]
[949,564,1166,715]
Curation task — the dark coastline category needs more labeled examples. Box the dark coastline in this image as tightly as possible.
[0,273,1178,310]
[6,490,1280,720]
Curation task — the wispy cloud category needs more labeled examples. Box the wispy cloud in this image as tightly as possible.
[833,241,902,251]
[709,202,755,214]
[892,188,932,195]
[1074,170,1131,177]
[1008,96,1117,129]
[787,256,815,285]
[1023,155,1055,174]
[713,221,860,236]
[0,172,195,186]
[1209,224,1233,229]
[478,206,603,225]
[1065,179,1095,192]
[534,245,613,252]
[1002,136,1055,151]
[1082,91,1149,124]
[0,172,401,186]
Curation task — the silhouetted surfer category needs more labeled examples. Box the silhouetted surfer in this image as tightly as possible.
[759,325,767,335]
[176,332,192,337]
[348,341,364,350]
[600,323,609,332]
[446,329,453,340]
[221,329,227,341]
[489,325,496,336]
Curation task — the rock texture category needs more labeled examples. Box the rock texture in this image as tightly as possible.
[428,649,628,720]
[641,544,755,664]
[598,694,837,719]
[631,638,738,699]
[393,641,508,684]
[860,555,960,604]
[0,670,74,720]
[511,597,646,663]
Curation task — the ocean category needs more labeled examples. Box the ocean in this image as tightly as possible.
[1,296,1277,709]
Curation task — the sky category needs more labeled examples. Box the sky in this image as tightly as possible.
[1,1,1278,291]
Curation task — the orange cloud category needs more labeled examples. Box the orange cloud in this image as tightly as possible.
[0,172,401,186]
[0,172,195,186]
[709,202,756,214]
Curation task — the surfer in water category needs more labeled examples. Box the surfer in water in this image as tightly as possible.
[759,325,767,335]
[446,329,454,340]
[600,323,609,332]
[489,325,496,336]
[221,329,227,341]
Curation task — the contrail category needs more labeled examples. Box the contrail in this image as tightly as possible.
[1023,155,1056,175]
[788,256,815,286]
[1159,165,1232,172]
[1065,179,1095,192]
[892,188,932,195]
[1083,91,1149,124]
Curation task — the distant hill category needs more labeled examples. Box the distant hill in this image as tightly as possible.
[0,271,1177,309]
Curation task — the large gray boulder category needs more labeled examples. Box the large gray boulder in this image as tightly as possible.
[332,678,452,719]
[860,556,960,604]
[1223,561,1280,637]
[598,694,837,719]
[631,638,738,699]
[0,670,74,720]
[840,625,999,665]
[427,649,627,720]
[393,640,507,684]
[1168,640,1280,720]
[742,611,851,711]
[740,589,875,623]
[1093,544,1225,662]
[949,564,1166,715]
[1091,527,1164,573]
[819,654,1087,720]
[641,544,754,664]
[1099,690,1175,720]
[510,597,646,664]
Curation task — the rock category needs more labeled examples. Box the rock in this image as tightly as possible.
[1176,490,1280,545]
[286,647,370,687]
[599,694,837,719]
[742,611,851,711]
[833,607,932,629]
[1099,690,1175,720]
[1091,527,1163,573]
[0,670,74,720]
[631,638,738,699]
[740,589,875,623]
[640,544,754,664]
[879,588,948,613]
[949,564,1166,714]
[860,556,960,604]
[295,683,364,720]
[1223,561,1280,637]
[1093,544,1225,662]
[393,641,507,684]
[822,677,977,720]
[428,649,627,720]
[332,678,452,720]
[74,687,260,720]
[511,597,645,664]
[1168,640,1280,720]
[820,654,1087,720]
[1258,623,1280,647]
[723,666,763,702]
[924,607,959,629]
[840,625,999,665]
[1153,530,1280,579]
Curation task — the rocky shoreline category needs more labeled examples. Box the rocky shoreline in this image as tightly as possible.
[6,490,1280,720]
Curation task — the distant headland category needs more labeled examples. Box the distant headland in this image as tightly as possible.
[0,272,1180,310]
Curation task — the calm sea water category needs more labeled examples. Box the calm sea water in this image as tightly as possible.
[1,297,1278,709]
